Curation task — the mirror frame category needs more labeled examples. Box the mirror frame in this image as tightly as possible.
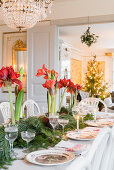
[12,40,27,75]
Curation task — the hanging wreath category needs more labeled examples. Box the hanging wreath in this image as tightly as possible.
[80,27,99,47]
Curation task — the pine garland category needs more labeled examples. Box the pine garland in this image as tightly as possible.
[0,115,87,169]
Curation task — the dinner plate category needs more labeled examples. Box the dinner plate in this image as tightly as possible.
[26,149,75,166]
[66,131,97,141]
[86,119,114,127]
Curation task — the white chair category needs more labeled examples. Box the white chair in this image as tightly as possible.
[78,97,107,115]
[104,96,113,107]
[22,99,40,118]
[0,102,15,123]
[103,96,114,113]
[80,91,90,100]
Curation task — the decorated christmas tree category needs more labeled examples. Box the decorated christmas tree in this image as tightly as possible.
[84,56,109,100]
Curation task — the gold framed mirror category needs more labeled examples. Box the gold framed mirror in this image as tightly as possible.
[12,40,27,75]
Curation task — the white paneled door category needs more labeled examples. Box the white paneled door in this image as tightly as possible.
[27,24,59,113]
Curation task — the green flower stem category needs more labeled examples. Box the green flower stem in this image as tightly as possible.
[51,95,55,116]
[54,87,58,114]
[59,88,66,112]
[71,90,73,108]
[48,90,51,113]
[54,95,56,114]
[73,91,78,108]
[7,86,15,125]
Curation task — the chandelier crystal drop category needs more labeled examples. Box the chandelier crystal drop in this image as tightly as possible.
[1,0,54,30]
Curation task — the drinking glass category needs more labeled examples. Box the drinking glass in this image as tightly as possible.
[58,119,69,133]
[79,104,88,122]
[49,114,59,133]
[21,131,35,153]
[5,124,18,158]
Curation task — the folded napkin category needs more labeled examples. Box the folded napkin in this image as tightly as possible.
[55,140,77,149]
[55,140,88,155]
[66,144,82,152]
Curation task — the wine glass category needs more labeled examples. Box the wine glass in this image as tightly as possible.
[79,104,88,122]
[58,119,69,133]
[49,114,59,133]
[21,131,35,153]
[5,124,18,158]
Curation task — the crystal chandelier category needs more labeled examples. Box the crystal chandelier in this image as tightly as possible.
[0,0,54,30]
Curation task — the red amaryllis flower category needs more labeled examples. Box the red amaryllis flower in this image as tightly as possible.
[42,79,56,89]
[0,66,22,88]
[67,79,75,93]
[51,69,59,80]
[58,78,69,89]
[75,84,81,91]
[36,64,59,81]
[36,64,51,79]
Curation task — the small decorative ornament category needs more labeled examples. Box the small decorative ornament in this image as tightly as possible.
[80,26,99,47]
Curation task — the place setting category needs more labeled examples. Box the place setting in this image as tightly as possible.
[25,149,76,166]
[85,119,114,127]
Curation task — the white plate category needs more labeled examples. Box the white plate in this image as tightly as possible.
[86,119,114,127]
[66,131,96,141]
[26,149,75,166]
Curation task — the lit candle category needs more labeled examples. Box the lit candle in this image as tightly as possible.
[77,116,79,132]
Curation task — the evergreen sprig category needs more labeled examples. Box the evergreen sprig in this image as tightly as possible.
[0,115,88,169]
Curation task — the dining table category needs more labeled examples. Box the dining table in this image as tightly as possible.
[8,140,92,170]
[7,112,114,170]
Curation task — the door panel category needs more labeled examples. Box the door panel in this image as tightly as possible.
[27,25,59,112]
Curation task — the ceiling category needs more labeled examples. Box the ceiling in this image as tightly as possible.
[59,22,114,56]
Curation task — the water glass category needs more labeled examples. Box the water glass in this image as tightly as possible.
[49,114,59,132]
[58,119,69,133]
[21,131,35,153]
[5,124,18,158]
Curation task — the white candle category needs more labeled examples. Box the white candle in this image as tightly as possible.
[77,116,79,131]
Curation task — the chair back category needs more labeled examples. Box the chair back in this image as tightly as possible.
[0,102,15,123]
[22,99,40,118]
[87,127,111,170]
[78,97,107,115]
[80,91,90,100]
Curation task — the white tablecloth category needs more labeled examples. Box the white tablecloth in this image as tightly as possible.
[8,140,92,170]
[7,112,114,170]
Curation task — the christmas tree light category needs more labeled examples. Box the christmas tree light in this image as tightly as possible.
[83,56,109,100]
